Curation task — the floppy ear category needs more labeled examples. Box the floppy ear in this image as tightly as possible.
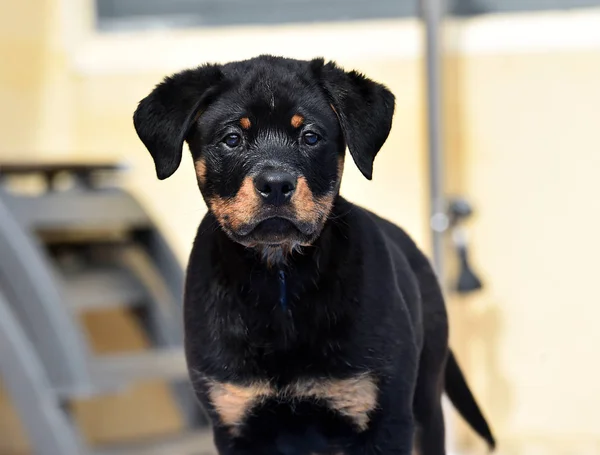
[312,59,395,180]
[133,64,223,180]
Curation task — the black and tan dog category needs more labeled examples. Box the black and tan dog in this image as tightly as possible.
[133,55,495,455]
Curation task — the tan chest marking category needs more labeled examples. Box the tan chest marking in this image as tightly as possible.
[207,381,272,430]
[287,374,378,431]
[207,375,378,433]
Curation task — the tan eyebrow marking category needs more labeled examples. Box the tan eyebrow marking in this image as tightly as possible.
[240,117,251,129]
[291,114,304,128]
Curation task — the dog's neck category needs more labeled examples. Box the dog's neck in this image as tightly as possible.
[277,269,287,310]
[256,243,301,269]
[211,196,348,310]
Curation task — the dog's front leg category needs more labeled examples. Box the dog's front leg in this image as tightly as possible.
[347,348,419,455]
[347,407,415,455]
[211,426,261,455]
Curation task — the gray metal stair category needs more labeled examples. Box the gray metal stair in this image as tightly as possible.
[0,162,211,454]
[51,348,190,399]
[92,432,216,455]
[0,289,87,455]
[88,348,189,389]
[63,267,146,311]
[0,291,213,454]
[5,189,151,231]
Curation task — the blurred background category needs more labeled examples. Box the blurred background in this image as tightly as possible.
[1,0,599,454]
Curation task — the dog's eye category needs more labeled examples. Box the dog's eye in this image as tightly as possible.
[223,133,241,148]
[302,131,320,146]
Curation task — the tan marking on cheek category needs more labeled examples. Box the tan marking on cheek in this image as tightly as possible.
[240,117,251,129]
[286,375,378,431]
[209,177,261,231]
[194,159,207,186]
[207,381,273,430]
[292,177,337,226]
[291,114,304,128]
[291,177,317,223]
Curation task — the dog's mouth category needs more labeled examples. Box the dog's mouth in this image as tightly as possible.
[228,214,317,246]
[250,218,299,242]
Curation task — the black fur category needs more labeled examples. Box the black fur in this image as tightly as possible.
[314,59,395,180]
[445,351,496,449]
[133,64,224,179]
[134,55,495,455]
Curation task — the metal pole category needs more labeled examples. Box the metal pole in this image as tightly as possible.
[420,1,457,452]
[421,0,447,279]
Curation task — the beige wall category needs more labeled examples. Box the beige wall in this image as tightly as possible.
[450,48,600,453]
[1,0,600,453]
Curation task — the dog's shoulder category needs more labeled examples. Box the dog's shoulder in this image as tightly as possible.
[338,199,434,317]
[338,198,426,267]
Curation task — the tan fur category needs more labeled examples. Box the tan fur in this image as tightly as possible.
[209,177,261,230]
[291,114,304,128]
[337,156,345,179]
[291,177,316,217]
[208,164,341,240]
[207,381,273,430]
[204,374,377,435]
[240,117,251,129]
[286,375,378,431]
[194,159,207,186]
[291,177,334,224]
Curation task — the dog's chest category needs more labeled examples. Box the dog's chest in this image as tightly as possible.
[214,296,357,375]
[204,374,378,436]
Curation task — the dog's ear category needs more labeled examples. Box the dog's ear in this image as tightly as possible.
[312,59,395,180]
[133,64,223,180]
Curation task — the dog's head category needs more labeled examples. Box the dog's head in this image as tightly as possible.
[134,55,394,252]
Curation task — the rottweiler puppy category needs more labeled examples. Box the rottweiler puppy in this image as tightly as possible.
[133,55,495,455]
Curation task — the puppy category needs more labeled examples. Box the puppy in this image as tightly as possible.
[134,55,495,455]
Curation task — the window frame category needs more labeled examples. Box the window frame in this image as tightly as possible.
[62,0,600,76]
[93,0,600,33]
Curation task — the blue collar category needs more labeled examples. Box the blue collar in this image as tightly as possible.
[278,269,287,310]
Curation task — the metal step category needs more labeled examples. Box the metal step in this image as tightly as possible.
[88,347,189,391]
[5,189,150,231]
[1,163,208,452]
[0,289,86,455]
[0,161,122,177]
[93,431,216,455]
[63,267,146,311]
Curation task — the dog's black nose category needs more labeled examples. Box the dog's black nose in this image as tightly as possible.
[254,170,296,206]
